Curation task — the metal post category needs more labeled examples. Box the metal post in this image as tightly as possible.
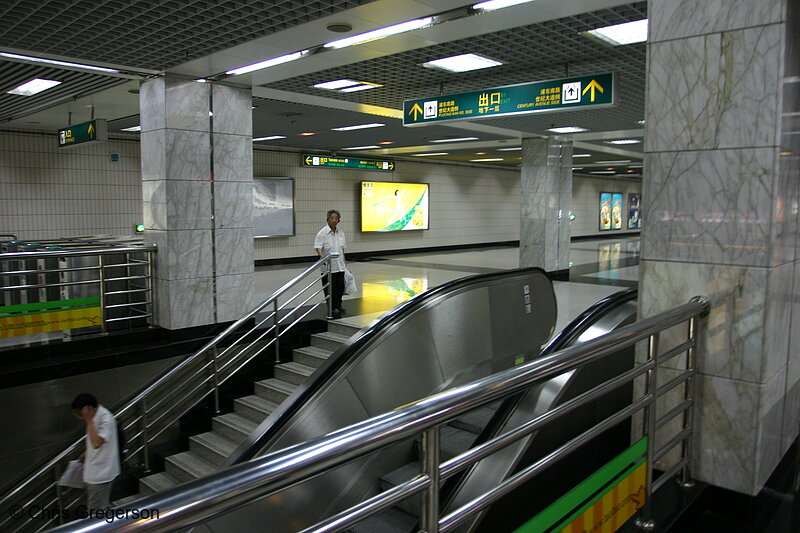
[679,316,698,488]
[326,259,333,319]
[146,250,154,326]
[98,254,107,334]
[636,332,659,530]
[420,426,440,533]
[274,299,281,363]
[54,464,64,524]
[211,346,221,414]
[141,399,151,473]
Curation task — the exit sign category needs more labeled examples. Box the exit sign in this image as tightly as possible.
[302,154,395,171]
[58,119,108,148]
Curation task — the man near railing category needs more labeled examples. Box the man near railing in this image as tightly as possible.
[314,209,347,318]
[71,393,120,511]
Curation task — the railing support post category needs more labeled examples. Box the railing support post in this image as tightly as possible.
[326,259,333,319]
[211,346,221,414]
[274,299,281,363]
[54,464,64,524]
[98,254,107,334]
[420,426,440,533]
[141,399,151,473]
[679,315,699,488]
[636,332,659,531]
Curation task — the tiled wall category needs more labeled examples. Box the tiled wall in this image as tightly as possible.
[0,131,142,241]
[571,174,642,238]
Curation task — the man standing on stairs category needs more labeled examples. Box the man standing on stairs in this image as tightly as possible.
[314,209,347,319]
[71,393,120,511]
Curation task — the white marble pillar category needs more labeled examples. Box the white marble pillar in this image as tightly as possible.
[140,77,254,329]
[520,137,572,273]
[641,0,799,495]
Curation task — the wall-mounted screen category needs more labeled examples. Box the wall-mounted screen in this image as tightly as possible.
[253,178,294,237]
[611,193,623,230]
[628,193,641,229]
[361,181,429,232]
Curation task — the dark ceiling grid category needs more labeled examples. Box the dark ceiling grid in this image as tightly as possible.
[0,0,379,70]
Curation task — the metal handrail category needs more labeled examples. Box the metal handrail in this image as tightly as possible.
[0,252,339,533]
[44,296,710,533]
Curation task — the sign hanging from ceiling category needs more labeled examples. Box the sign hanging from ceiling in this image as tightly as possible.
[403,73,615,126]
[57,119,108,148]
[302,154,395,171]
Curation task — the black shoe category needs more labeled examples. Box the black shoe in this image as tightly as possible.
[332,310,342,319]
[336,306,347,315]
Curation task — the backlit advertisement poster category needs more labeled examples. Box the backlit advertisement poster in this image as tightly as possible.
[599,193,612,231]
[361,181,429,231]
[611,193,623,230]
[628,193,641,229]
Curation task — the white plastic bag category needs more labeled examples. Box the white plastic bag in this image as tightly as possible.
[58,460,85,489]
[344,268,356,295]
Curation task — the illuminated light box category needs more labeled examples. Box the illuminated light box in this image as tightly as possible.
[361,181,429,232]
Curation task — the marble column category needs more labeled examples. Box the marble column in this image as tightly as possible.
[520,137,572,273]
[641,0,799,495]
[140,77,254,330]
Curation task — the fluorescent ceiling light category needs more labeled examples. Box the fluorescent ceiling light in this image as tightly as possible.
[7,78,62,96]
[628,164,643,168]
[573,153,592,158]
[470,158,504,162]
[121,126,141,132]
[572,167,583,171]
[590,170,616,174]
[423,53,502,73]
[596,160,632,164]
[498,146,522,151]
[431,137,478,143]
[413,152,449,156]
[547,126,588,134]
[226,50,308,76]
[339,84,381,92]
[0,52,119,73]
[314,79,359,90]
[343,145,380,150]
[606,139,641,145]
[325,17,433,49]
[585,19,648,46]
[332,123,385,131]
[473,0,537,12]
[253,136,286,141]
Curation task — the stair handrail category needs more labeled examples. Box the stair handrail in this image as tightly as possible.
[44,296,710,533]
[0,252,338,531]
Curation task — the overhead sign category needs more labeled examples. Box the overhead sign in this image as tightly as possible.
[303,154,395,171]
[58,119,108,148]
[403,73,615,126]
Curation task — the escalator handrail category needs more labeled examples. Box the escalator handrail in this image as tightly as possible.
[226,265,553,465]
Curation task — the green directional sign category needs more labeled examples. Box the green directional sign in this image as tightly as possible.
[302,154,395,171]
[58,119,108,148]
[403,73,615,126]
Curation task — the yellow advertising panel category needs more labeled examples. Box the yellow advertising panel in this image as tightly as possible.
[361,181,429,231]
[0,306,102,338]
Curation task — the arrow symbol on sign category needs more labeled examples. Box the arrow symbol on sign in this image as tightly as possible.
[568,87,575,96]
[87,123,95,137]
[305,156,312,165]
[582,79,604,102]
[409,103,423,121]
[389,162,394,170]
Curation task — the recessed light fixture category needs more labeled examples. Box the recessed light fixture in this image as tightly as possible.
[590,170,616,174]
[584,19,648,46]
[314,79,360,90]
[498,147,522,151]
[343,145,380,150]
[340,83,382,92]
[473,0,538,12]
[547,126,588,134]
[413,152,449,156]
[324,17,434,49]
[7,78,62,96]
[121,126,142,132]
[431,137,478,143]
[327,22,353,33]
[471,158,504,162]
[331,123,386,131]
[253,136,287,141]
[573,153,592,158]
[0,52,119,73]
[572,167,583,171]
[606,139,641,145]
[423,53,502,73]
[226,50,309,76]
[637,119,646,125]
[596,160,632,164]
[195,78,207,83]
[628,164,643,168]
[299,132,316,136]
[378,141,393,145]
[475,152,487,155]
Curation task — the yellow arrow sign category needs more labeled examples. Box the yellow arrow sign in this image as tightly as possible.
[409,103,424,121]
[582,79,604,102]
[87,123,95,137]
[388,162,395,170]
[305,156,313,165]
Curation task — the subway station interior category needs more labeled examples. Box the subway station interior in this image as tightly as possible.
[0,1,799,532]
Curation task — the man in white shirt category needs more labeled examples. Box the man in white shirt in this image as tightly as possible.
[71,393,120,510]
[314,209,347,318]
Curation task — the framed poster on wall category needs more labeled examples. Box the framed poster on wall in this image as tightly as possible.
[599,192,612,231]
[253,178,294,238]
[611,193,623,230]
[628,193,641,229]
[361,181,429,232]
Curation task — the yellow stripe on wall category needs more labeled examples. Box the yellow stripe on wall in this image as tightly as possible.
[0,307,102,338]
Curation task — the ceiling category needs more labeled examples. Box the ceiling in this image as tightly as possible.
[0,0,647,175]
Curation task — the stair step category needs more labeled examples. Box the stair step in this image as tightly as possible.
[326,320,361,337]
[234,394,281,423]
[255,378,298,403]
[415,426,476,462]
[345,506,418,533]
[274,361,316,385]
[165,451,216,483]
[378,462,423,515]
[138,471,179,495]
[310,331,351,351]
[449,406,498,434]
[293,345,332,368]
[212,412,258,443]
[112,494,142,508]
[189,431,239,466]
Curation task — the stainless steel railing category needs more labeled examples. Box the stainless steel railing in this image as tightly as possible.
[0,252,339,533]
[43,295,710,533]
[0,245,156,335]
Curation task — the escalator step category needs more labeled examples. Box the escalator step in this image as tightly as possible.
[449,406,498,434]
[345,506,418,533]
[415,425,476,462]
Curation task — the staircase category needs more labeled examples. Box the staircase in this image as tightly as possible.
[116,319,360,504]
